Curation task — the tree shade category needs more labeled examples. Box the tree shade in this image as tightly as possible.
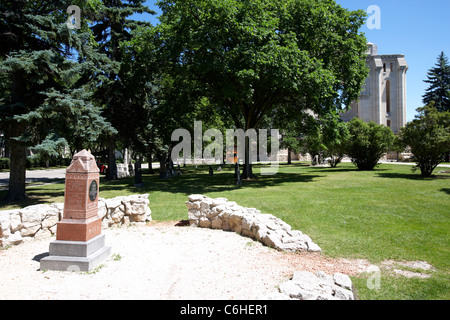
[157,0,369,178]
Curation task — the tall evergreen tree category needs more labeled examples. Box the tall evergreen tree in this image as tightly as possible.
[90,0,154,180]
[0,0,115,201]
[422,52,450,112]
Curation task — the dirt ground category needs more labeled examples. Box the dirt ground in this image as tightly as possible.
[0,221,377,300]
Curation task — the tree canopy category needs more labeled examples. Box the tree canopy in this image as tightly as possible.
[344,118,395,171]
[90,0,154,180]
[157,0,368,177]
[0,0,115,200]
[399,103,450,177]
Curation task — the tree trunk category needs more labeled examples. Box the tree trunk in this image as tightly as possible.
[287,148,292,165]
[159,153,168,179]
[134,157,143,187]
[147,157,155,174]
[4,71,28,201]
[146,149,155,174]
[4,137,28,201]
[241,135,255,179]
[419,161,437,177]
[235,163,241,185]
[330,156,337,168]
[106,140,118,180]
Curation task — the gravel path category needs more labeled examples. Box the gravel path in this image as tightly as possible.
[0,222,370,300]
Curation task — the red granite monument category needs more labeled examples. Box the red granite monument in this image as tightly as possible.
[40,150,111,272]
[57,149,102,242]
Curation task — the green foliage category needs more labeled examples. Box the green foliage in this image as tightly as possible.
[280,131,302,159]
[322,117,349,168]
[157,0,368,130]
[25,154,70,169]
[0,0,116,199]
[399,103,450,177]
[91,0,155,132]
[157,0,368,178]
[422,52,450,112]
[269,105,317,160]
[299,112,349,167]
[90,0,155,179]
[0,158,10,170]
[31,134,68,167]
[345,118,395,170]
[302,121,326,160]
[120,25,182,164]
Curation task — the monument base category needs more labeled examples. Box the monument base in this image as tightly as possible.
[40,234,111,272]
[56,216,102,242]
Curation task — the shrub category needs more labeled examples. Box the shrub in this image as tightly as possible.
[398,104,450,177]
[0,158,10,170]
[26,156,40,168]
[344,118,395,170]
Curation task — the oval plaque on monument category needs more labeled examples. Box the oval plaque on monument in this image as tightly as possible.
[89,180,98,202]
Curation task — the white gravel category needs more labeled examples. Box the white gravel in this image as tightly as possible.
[0,222,369,300]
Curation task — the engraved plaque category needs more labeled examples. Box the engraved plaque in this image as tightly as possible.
[89,180,98,202]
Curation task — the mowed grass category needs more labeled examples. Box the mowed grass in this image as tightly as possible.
[1,162,449,299]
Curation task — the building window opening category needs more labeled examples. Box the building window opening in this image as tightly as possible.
[386,80,391,113]
[383,63,386,72]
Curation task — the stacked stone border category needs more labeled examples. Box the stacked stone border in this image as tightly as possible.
[186,194,321,253]
[260,271,355,300]
[0,194,151,247]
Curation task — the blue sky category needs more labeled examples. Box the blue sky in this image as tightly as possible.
[134,0,450,122]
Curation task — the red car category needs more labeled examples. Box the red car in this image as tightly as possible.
[97,161,107,174]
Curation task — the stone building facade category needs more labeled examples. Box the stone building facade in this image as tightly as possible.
[341,43,408,133]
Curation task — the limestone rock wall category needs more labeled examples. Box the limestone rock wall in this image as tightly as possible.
[260,271,355,300]
[186,194,321,253]
[0,194,151,247]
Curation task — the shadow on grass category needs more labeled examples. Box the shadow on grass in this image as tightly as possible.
[308,166,390,173]
[0,188,65,209]
[376,172,450,180]
[0,164,320,208]
[100,165,321,197]
[441,188,450,195]
[308,167,358,173]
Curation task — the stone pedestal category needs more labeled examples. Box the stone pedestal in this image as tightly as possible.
[40,150,111,272]
[40,234,111,272]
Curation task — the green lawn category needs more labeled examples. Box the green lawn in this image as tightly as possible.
[1,162,449,300]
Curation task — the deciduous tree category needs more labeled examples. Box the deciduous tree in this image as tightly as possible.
[399,103,450,177]
[157,0,368,179]
[344,118,394,171]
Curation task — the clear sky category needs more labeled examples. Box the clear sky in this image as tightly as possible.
[134,0,450,122]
